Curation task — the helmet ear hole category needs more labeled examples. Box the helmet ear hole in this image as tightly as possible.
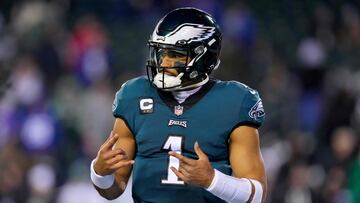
[194,45,205,55]
[189,71,198,79]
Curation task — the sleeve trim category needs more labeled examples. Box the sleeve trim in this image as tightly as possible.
[227,121,261,140]
[233,121,261,129]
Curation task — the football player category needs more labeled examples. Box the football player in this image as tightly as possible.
[90,7,267,203]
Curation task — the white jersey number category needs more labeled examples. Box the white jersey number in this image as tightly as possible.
[161,135,184,185]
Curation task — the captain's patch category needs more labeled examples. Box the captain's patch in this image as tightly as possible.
[139,98,154,114]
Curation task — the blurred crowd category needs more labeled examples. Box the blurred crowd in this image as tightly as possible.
[0,0,359,203]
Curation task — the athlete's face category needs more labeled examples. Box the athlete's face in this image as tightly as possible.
[158,50,190,76]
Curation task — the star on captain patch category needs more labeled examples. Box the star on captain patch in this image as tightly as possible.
[174,105,184,116]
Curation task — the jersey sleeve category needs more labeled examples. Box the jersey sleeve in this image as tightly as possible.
[112,82,136,133]
[238,89,265,128]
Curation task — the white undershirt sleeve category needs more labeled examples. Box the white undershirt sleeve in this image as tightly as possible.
[90,159,115,189]
[206,169,263,203]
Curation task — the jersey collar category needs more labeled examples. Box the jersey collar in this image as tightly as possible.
[156,79,216,114]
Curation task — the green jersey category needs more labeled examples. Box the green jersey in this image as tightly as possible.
[112,76,265,203]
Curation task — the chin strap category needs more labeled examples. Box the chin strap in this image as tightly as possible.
[179,74,209,90]
[153,71,209,91]
[153,72,184,89]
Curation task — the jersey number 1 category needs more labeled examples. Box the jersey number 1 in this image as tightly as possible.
[161,135,184,185]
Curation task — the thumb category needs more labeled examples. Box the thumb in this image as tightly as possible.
[194,141,208,160]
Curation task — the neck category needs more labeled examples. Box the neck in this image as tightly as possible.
[171,86,202,103]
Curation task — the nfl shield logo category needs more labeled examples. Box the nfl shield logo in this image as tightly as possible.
[174,105,184,116]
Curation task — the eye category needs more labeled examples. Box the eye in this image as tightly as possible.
[174,61,186,67]
[171,50,187,58]
[157,49,187,58]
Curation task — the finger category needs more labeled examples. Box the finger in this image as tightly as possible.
[178,164,192,176]
[194,141,208,160]
[100,131,114,148]
[104,131,115,142]
[179,163,193,174]
[106,154,128,165]
[102,148,127,159]
[170,167,186,181]
[104,133,120,150]
[168,151,196,166]
[109,160,135,170]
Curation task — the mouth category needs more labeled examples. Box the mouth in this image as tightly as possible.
[163,70,177,77]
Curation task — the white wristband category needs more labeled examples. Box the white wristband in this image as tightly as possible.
[90,159,115,189]
[206,169,263,203]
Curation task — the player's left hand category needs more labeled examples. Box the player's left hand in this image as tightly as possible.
[169,142,215,188]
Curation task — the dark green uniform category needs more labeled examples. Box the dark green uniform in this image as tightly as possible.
[112,76,265,203]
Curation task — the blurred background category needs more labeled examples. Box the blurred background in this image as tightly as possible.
[0,0,359,203]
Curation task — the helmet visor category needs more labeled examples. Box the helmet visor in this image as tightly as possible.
[149,43,190,70]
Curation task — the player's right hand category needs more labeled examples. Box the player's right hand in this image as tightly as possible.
[93,131,134,176]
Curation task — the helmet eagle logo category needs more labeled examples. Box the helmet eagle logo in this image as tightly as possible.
[249,99,265,120]
[154,23,215,44]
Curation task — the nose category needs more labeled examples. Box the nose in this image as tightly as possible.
[160,56,174,67]
[159,56,179,76]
